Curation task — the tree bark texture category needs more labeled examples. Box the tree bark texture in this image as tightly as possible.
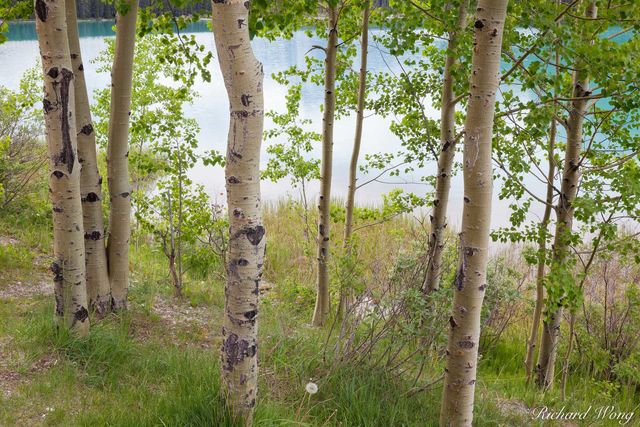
[423,0,469,294]
[107,0,138,310]
[343,1,370,248]
[338,0,370,319]
[536,1,597,391]
[65,0,111,315]
[440,1,508,425]
[35,0,90,335]
[212,0,265,424]
[312,4,339,327]
[524,107,557,382]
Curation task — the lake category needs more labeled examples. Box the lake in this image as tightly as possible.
[1,20,546,230]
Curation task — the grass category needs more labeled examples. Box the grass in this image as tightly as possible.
[0,200,638,426]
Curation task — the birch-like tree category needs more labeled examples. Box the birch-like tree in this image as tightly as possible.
[343,1,370,251]
[212,0,265,423]
[107,0,138,310]
[423,0,468,293]
[312,2,339,326]
[440,0,508,424]
[34,0,89,335]
[250,0,367,326]
[338,0,370,317]
[536,1,598,390]
[65,0,111,315]
[491,0,640,391]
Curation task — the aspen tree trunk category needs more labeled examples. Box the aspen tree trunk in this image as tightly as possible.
[338,1,369,319]
[423,0,468,294]
[107,0,138,310]
[343,1,370,248]
[524,117,555,382]
[312,4,338,327]
[536,1,597,391]
[439,1,508,425]
[35,0,89,335]
[212,0,265,423]
[65,0,111,315]
[525,41,560,378]
[166,191,182,297]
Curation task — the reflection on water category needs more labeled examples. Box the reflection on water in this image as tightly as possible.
[1,20,537,229]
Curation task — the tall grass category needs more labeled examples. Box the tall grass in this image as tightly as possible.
[0,200,638,426]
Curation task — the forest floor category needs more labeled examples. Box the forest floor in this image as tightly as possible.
[0,204,638,426]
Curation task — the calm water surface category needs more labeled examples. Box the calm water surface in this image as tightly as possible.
[2,21,543,229]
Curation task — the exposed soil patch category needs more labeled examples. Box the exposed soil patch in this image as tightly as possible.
[0,236,19,247]
[0,279,52,300]
[143,295,222,348]
[30,354,59,373]
[495,397,531,420]
[0,370,25,397]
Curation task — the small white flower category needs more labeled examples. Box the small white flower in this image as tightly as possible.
[305,382,318,394]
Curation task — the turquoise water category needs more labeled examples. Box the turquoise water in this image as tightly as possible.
[6,20,118,40]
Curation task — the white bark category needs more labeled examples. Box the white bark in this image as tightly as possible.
[339,1,370,319]
[65,0,111,315]
[537,1,598,390]
[423,0,469,293]
[440,1,508,424]
[525,109,557,382]
[107,0,138,310]
[343,1,370,247]
[212,0,265,423]
[312,4,339,327]
[35,0,89,335]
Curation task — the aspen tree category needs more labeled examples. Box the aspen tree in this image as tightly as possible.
[537,0,598,392]
[423,0,469,293]
[212,0,265,423]
[524,116,556,382]
[343,1,370,248]
[65,0,111,315]
[34,0,89,335]
[440,0,508,424]
[524,43,561,381]
[312,3,339,327]
[338,0,370,318]
[107,0,138,310]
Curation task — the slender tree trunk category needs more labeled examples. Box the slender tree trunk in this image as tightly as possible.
[423,0,468,294]
[525,115,556,382]
[343,1,370,248]
[560,310,575,399]
[107,0,138,310]
[439,1,508,425]
[168,250,180,296]
[536,1,597,391]
[166,191,181,297]
[65,0,111,315]
[212,0,265,423]
[35,0,89,335]
[177,152,183,295]
[312,4,338,327]
[338,0,369,319]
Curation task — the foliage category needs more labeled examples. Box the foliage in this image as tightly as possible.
[262,84,321,199]
[0,0,31,43]
[137,0,213,84]
[93,34,224,295]
[3,0,640,423]
[0,67,44,208]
